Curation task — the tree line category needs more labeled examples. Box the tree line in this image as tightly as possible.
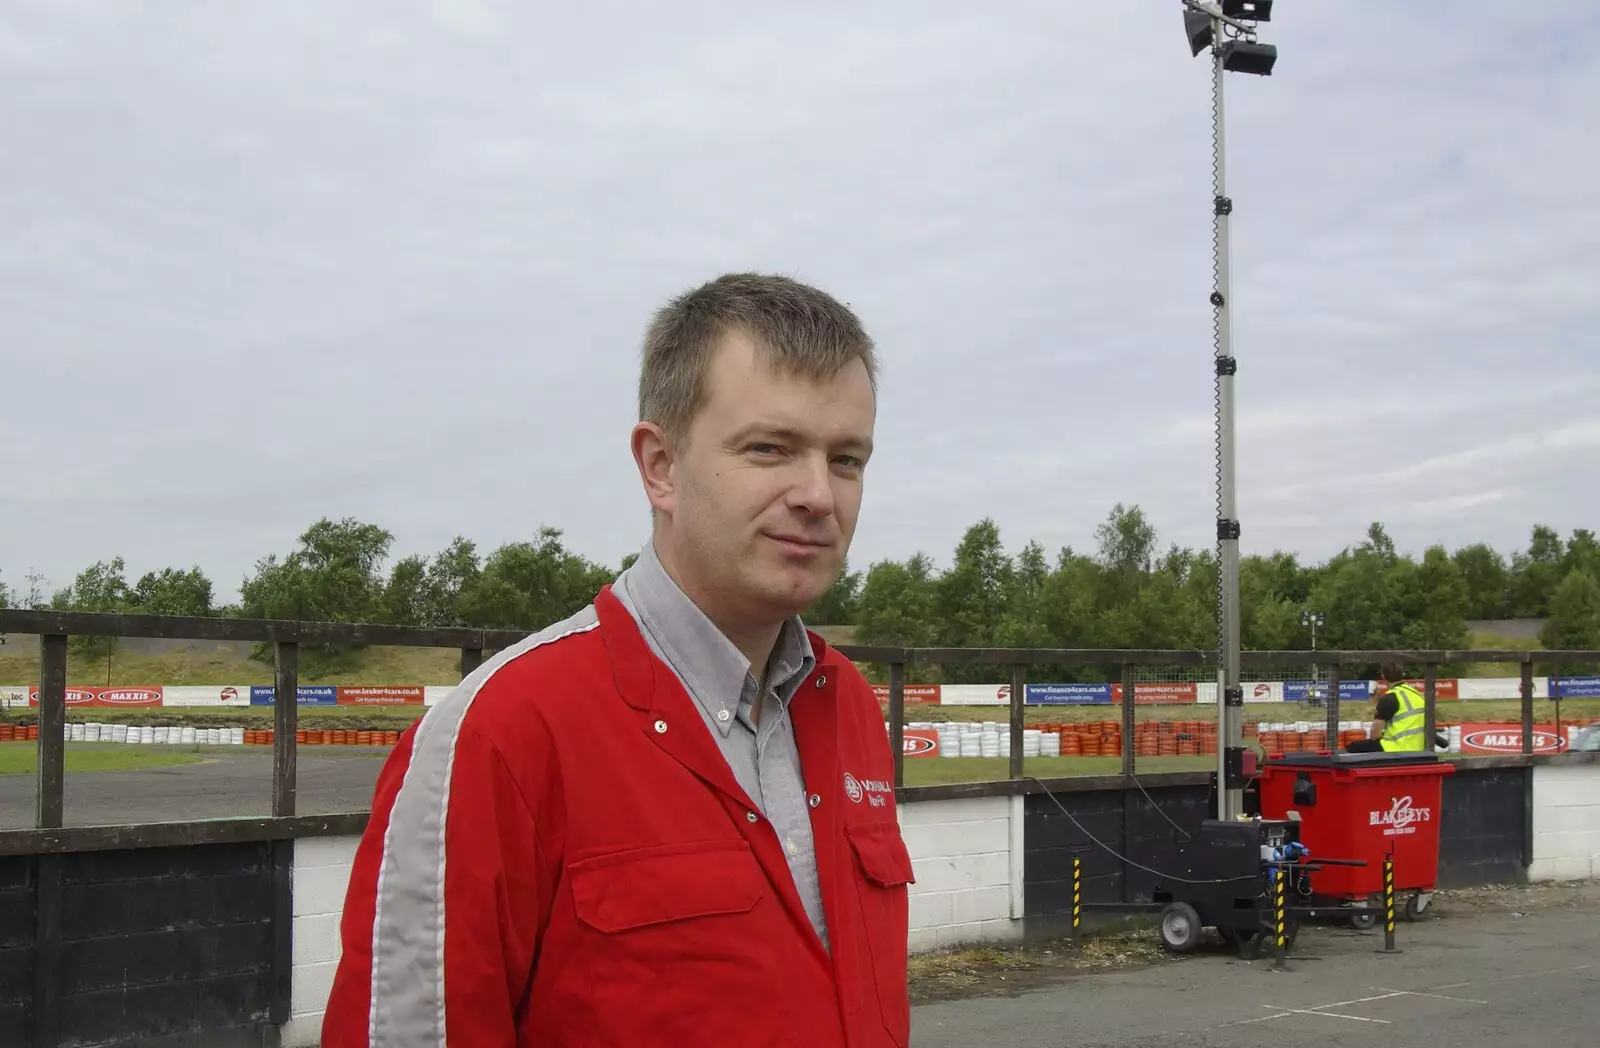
[5,507,1598,679]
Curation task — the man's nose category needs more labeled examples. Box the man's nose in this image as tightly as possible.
[786,455,836,516]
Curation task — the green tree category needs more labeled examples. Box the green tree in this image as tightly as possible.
[457,527,611,631]
[52,557,133,657]
[1397,545,1471,652]
[238,517,397,670]
[130,566,214,618]
[853,553,939,682]
[382,554,431,627]
[1563,529,1600,580]
[1452,543,1509,620]
[933,520,1015,683]
[1509,524,1564,617]
[808,558,862,625]
[1539,569,1600,671]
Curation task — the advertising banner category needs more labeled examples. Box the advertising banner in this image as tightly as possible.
[938,684,1011,707]
[28,686,163,708]
[1111,682,1197,705]
[1283,679,1377,703]
[424,686,456,707]
[1,686,29,710]
[1197,682,1218,705]
[1550,675,1600,699]
[902,727,940,758]
[1025,683,1113,706]
[1246,681,1284,703]
[1458,677,1544,700]
[869,683,942,705]
[1458,723,1568,755]
[249,685,338,706]
[337,686,424,706]
[162,685,251,708]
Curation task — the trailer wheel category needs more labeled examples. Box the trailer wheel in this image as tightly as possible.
[1159,902,1203,953]
[1403,892,1431,922]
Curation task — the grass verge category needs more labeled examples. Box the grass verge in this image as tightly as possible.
[908,918,1167,1004]
[0,741,205,775]
[902,755,1212,787]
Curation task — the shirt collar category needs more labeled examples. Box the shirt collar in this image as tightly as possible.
[615,540,816,738]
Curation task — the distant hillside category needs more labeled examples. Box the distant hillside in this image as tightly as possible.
[0,645,462,688]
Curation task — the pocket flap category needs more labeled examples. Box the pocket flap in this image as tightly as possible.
[845,821,917,888]
[569,839,766,933]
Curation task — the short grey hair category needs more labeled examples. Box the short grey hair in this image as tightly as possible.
[637,272,878,442]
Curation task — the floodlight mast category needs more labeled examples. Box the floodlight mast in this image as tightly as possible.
[1179,0,1277,821]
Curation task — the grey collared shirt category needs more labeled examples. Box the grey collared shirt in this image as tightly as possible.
[612,542,829,951]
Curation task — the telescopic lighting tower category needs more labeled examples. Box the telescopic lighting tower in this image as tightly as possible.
[1180,0,1277,821]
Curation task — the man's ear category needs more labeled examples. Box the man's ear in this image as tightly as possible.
[631,421,676,515]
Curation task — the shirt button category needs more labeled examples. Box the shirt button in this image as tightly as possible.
[786,839,798,857]
[746,811,759,823]
[715,708,730,723]
[815,675,827,687]
[808,793,821,808]
[653,720,668,733]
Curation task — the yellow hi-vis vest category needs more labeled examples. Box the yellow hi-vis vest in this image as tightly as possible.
[1380,681,1427,752]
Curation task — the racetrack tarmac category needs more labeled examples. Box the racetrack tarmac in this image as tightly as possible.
[0,745,389,828]
[912,886,1599,1048]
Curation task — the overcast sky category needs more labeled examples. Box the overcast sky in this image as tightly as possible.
[4,1,1598,604]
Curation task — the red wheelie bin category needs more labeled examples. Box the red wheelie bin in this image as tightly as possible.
[1256,750,1454,927]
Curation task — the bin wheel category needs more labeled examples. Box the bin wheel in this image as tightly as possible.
[1403,892,1431,922]
[1159,902,1203,954]
[1347,895,1379,931]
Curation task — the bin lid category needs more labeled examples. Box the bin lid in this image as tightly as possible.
[1265,750,1442,769]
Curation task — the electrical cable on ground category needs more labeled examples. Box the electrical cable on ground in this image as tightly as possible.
[1024,776,1260,886]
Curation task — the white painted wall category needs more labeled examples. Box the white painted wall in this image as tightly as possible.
[283,835,360,1048]
[897,794,1024,951]
[1530,763,1600,882]
[276,796,1023,1039]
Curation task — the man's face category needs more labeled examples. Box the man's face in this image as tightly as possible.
[651,332,876,626]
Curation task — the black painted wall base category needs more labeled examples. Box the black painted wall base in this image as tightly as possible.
[0,842,284,1048]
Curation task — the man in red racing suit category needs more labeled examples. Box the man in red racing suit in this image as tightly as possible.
[322,272,913,1047]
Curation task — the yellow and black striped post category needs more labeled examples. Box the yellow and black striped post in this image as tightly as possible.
[1272,866,1288,967]
[1382,855,1399,953]
[1072,857,1082,944]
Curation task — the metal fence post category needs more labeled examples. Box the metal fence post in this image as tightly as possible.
[1009,664,1026,781]
[1325,664,1342,747]
[1120,663,1136,778]
[1423,662,1438,753]
[889,662,906,790]
[36,634,68,830]
[1520,656,1535,756]
[273,642,299,818]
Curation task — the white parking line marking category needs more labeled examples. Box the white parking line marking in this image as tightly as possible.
[1393,988,1489,1005]
[1428,964,1590,992]
[1272,1006,1392,1025]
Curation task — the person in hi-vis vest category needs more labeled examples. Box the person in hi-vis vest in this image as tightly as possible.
[1345,662,1446,753]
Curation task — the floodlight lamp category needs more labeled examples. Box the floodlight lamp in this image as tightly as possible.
[1184,9,1213,57]
[1221,39,1277,75]
[1222,0,1272,21]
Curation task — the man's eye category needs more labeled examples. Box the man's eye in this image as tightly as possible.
[748,444,781,455]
